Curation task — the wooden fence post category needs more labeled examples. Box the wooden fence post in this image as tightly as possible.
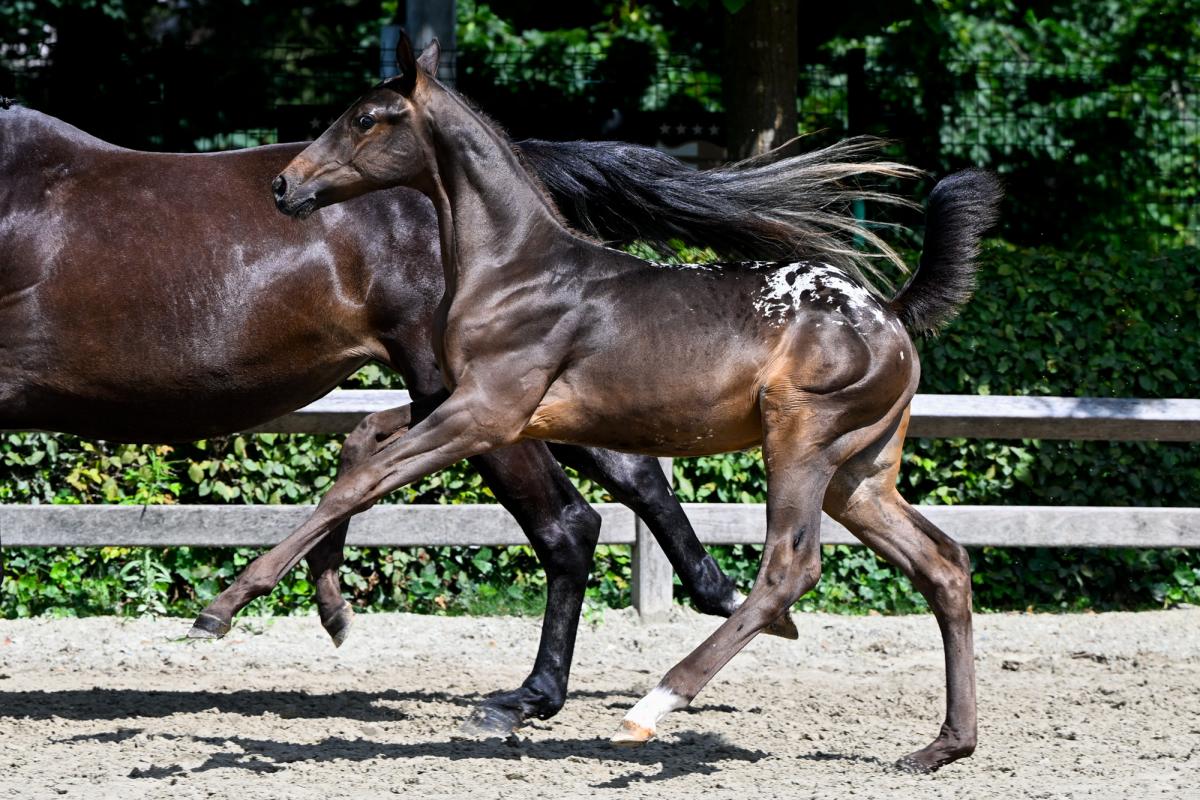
[631,457,675,619]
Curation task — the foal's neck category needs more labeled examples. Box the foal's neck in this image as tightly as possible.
[422,88,575,292]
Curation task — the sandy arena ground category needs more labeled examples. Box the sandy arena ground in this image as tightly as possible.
[0,607,1197,799]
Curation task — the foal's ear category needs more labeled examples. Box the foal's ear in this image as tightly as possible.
[392,28,418,95]
[416,38,441,76]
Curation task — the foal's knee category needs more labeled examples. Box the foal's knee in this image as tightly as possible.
[341,410,411,470]
[558,500,602,550]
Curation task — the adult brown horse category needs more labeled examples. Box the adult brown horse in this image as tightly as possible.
[224,36,1001,771]
[0,93,903,730]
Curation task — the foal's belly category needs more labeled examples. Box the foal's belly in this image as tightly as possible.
[525,397,764,457]
[523,351,768,457]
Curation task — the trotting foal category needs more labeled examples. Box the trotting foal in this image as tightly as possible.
[203,36,1001,771]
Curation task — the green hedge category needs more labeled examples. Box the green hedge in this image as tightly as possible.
[3,242,1198,619]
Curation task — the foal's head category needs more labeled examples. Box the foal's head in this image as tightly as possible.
[273,33,441,218]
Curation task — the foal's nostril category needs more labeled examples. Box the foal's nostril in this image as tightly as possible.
[272,175,287,199]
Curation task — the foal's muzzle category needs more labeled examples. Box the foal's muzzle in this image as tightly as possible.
[272,172,319,219]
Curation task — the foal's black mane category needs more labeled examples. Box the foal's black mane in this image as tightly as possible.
[386,71,927,295]
[0,98,15,110]
[380,75,590,241]
[412,76,930,296]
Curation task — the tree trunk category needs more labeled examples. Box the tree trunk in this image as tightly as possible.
[723,0,799,159]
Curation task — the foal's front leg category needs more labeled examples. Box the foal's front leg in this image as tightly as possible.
[301,402,426,646]
[190,387,529,637]
[461,442,601,733]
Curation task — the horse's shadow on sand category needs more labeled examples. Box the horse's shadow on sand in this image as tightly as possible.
[18,687,776,786]
[1,686,743,723]
[196,730,768,787]
[2,686,490,722]
[58,728,769,788]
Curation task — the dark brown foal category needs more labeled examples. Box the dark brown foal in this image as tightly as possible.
[204,35,1000,770]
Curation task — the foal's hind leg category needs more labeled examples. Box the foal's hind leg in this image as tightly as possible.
[548,445,797,638]
[613,401,836,744]
[825,413,976,772]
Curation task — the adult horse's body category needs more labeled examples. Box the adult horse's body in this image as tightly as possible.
[242,37,1001,771]
[0,103,840,729]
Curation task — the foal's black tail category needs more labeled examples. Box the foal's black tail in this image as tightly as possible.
[515,137,922,292]
[888,169,1003,334]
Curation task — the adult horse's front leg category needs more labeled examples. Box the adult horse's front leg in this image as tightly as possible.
[549,445,798,638]
[190,387,528,638]
[301,401,429,647]
[460,442,601,733]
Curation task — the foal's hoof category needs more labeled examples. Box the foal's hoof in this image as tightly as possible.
[894,755,936,774]
[321,602,354,648]
[187,612,231,640]
[894,739,972,774]
[460,704,523,738]
[764,610,799,640]
[610,719,655,748]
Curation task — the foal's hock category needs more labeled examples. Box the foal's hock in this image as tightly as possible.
[208,32,1001,772]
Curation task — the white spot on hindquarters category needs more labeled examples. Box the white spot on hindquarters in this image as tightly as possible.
[753,262,888,327]
[623,686,687,731]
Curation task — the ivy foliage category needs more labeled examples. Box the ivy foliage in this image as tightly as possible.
[2,241,1197,619]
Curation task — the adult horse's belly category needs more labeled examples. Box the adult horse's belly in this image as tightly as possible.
[0,208,380,442]
[0,274,374,441]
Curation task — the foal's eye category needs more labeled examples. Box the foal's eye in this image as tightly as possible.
[356,114,376,131]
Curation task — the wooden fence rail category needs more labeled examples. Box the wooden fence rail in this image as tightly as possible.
[5,391,1199,617]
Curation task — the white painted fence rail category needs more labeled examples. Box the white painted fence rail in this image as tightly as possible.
[246,390,1200,441]
[5,391,1199,617]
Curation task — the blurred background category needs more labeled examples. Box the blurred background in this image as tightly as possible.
[2,1,1197,620]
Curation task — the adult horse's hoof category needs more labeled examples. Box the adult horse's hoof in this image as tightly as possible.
[187,612,231,640]
[321,602,354,648]
[459,703,523,738]
[610,719,655,747]
[764,610,799,640]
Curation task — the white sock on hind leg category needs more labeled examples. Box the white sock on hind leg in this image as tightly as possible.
[624,686,687,731]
